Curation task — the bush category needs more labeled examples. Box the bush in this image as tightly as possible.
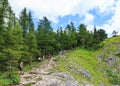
[106,69,120,85]
[9,75,20,85]
[0,79,10,86]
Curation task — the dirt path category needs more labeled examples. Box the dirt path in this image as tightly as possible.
[14,56,80,86]
[14,58,57,86]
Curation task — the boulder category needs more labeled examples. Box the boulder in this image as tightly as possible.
[105,56,116,66]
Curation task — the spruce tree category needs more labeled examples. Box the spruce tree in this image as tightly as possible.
[19,8,29,38]
[77,24,88,48]
[26,12,38,61]
[37,17,55,57]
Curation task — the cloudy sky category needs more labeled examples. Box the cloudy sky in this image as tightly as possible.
[9,0,120,36]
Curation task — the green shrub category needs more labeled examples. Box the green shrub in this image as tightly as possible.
[106,69,120,84]
[0,79,10,86]
[9,75,20,85]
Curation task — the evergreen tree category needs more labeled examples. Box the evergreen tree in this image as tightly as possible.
[37,17,55,57]
[0,0,9,51]
[56,27,63,51]
[77,24,88,48]
[65,22,77,49]
[7,6,16,29]
[97,29,107,42]
[112,30,118,37]
[26,12,38,61]
[93,27,107,49]
[19,8,29,38]
[1,23,23,75]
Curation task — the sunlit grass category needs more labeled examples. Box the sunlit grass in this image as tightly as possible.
[52,48,112,86]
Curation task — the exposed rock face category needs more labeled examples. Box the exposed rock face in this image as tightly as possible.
[34,72,80,86]
[66,62,93,81]
[98,83,104,86]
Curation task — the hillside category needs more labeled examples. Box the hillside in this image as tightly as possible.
[51,36,120,86]
[1,36,120,86]
[52,49,110,86]
[97,36,120,85]
[10,36,120,86]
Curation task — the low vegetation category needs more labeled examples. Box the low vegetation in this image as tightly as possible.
[97,36,120,85]
[52,48,111,86]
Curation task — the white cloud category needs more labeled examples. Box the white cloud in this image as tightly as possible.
[9,0,115,23]
[9,0,120,36]
[98,0,120,37]
[82,13,94,24]
[9,0,81,23]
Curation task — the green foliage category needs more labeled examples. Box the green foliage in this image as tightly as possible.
[9,75,20,85]
[36,17,56,56]
[106,69,120,84]
[77,24,88,47]
[24,83,32,86]
[65,22,77,49]
[19,7,29,38]
[0,73,20,86]
[77,24,107,49]
[0,79,10,86]
[36,76,42,81]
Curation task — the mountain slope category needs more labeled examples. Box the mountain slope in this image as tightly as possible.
[52,36,120,86]
[11,36,120,86]
[97,36,120,85]
[52,48,111,86]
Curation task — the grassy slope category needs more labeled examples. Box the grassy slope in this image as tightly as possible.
[97,36,120,85]
[52,48,111,86]
[53,36,120,85]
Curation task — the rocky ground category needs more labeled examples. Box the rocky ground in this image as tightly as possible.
[13,57,81,86]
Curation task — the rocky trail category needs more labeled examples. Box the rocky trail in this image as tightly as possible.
[13,57,80,86]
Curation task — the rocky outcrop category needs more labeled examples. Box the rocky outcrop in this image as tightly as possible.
[65,62,93,81]
[105,56,116,66]
[97,40,120,85]
[34,72,80,86]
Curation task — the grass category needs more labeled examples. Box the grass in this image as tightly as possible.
[97,36,120,85]
[52,48,112,86]
[0,74,20,86]
[0,78,10,86]
[23,61,43,72]
[52,36,120,85]
[24,83,32,86]
[36,76,42,81]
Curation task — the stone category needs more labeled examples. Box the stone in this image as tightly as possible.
[98,83,104,86]
[106,56,116,66]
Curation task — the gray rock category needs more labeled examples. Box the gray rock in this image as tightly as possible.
[98,83,104,86]
[66,65,93,81]
[34,72,81,86]
[106,56,116,66]
[79,69,93,81]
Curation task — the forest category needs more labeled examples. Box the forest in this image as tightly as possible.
[0,0,108,85]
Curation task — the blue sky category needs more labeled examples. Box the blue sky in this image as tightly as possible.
[9,0,120,36]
